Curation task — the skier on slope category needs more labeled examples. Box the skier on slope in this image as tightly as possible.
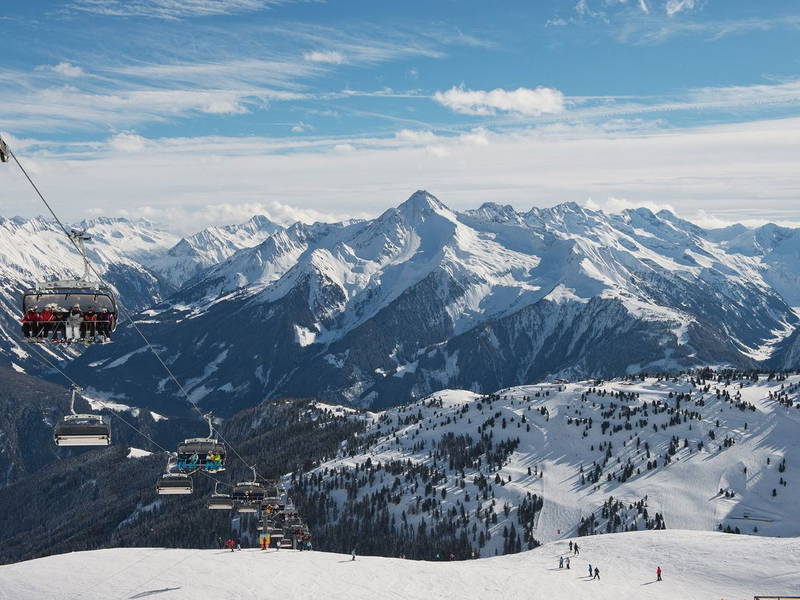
[657,566,662,581]
[593,566,600,580]
[559,556,564,569]
[351,548,356,561]
[573,543,579,555]
[588,564,593,577]
[565,557,570,569]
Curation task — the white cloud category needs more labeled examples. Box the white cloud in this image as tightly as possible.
[434,85,565,117]
[425,145,450,158]
[638,0,650,14]
[583,196,677,215]
[334,143,355,152]
[665,0,696,16]
[115,200,342,232]
[459,128,490,146]
[66,0,287,20]
[109,132,147,152]
[291,121,313,133]
[5,117,800,233]
[201,99,249,114]
[395,129,437,143]
[303,51,346,65]
[38,62,85,77]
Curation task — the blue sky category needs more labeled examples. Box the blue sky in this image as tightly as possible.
[1,0,800,231]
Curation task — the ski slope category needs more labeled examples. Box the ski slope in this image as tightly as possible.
[0,530,796,600]
[298,373,800,557]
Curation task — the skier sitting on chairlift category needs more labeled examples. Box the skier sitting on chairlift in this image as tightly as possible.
[66,305,83,342]
[21,309,37,337]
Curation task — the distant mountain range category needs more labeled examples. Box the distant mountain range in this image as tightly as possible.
[1,191,798,413]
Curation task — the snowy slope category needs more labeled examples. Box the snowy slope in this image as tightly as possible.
[0,530,797,600]
[72,191,800,410]
[0,216,177,364]
[146,215,282,288]
[294,372,800,559]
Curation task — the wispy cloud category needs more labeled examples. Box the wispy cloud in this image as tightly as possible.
[65,0,290,20]
[434,85,565,117]
[665,0,696,17]
[0,21,463,133]
[616,13,800,44]
[303,50,345,64]
[548,0,800,45]
[36,61,85,77]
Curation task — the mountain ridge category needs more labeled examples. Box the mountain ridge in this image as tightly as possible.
[52,191,800,413]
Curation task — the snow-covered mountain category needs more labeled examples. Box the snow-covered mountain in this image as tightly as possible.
[0,216,179,364]
[146,215,282,288]
[1,530,796,599]
[292,372,800,559]
[67,191,800,412]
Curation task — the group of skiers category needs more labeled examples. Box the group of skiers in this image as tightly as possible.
[559,541,662,583]
[176,451,223,471]
[21,304,114,343]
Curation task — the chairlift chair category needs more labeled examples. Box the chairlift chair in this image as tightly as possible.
[231,467,266,501]
[175,415,225,472]
[53,386,111,446]
[207,482,234,510]
[157,473,193,495]
[21,230,117,344]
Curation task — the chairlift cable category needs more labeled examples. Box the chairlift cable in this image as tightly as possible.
[3,138,260,478]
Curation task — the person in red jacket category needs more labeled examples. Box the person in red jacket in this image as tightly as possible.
[657,566,662,581]
[21,309,37,338]
[82,306,97,341]
[38,305,55,340]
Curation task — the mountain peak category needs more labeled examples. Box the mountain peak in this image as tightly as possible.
[398,190,447,214]
[461,202,524,224]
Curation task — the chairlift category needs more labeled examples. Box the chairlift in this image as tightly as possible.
[156,453,194,495]
[175,414,225,473]
[207,482,234,510]
[21,230,117,344]
[53,386,111,446]
[157,473,193,495]
[231,467,266,501]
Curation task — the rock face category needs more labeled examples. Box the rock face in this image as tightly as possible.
[60,192,799,413]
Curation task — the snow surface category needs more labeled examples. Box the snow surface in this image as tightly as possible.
[305,374,800,556]
[0,530,796,599]
[126,447,153,459]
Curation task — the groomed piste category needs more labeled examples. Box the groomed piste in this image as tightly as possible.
[1,530,798,600]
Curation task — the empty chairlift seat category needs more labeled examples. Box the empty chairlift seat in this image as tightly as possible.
[207,493,234,510]
[53,414,111,446]
[156,473,193,495]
